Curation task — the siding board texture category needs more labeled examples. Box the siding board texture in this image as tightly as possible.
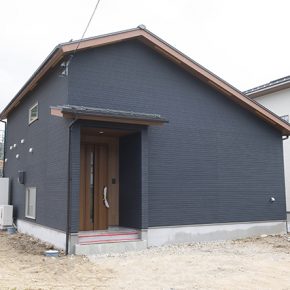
[5,67,69,231]
[119,132,142,228]
[4,38,286,233]
[68,39,286,228]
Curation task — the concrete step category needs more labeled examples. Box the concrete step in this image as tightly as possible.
[78,229,140,245]
[75,239,147,255]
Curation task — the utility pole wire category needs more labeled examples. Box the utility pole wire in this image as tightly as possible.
[73,0,101,54]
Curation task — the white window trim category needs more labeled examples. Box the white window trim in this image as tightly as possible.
[25,187,36,219]
[28,102,38,125]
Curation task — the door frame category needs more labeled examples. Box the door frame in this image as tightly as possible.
[79,134,119,231]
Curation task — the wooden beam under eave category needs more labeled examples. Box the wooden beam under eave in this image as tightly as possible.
[50,107,64,117]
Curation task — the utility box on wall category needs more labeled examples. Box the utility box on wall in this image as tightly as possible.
[0,178,9,205]
[18,171,25,185]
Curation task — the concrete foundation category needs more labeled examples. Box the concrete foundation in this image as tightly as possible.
[17,219,66,250]
[16,219,287,254]
[69,233,78,254]
[147,220,286,247]
[287,213,290,232]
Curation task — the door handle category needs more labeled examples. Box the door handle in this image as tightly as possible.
[103,186,110,208]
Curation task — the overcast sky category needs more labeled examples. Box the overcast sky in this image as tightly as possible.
[1,0,290,113]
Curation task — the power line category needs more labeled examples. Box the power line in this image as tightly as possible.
[73,0,101,54]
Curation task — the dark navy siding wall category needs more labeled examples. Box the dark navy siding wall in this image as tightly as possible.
[119,132,142,228]
[5,68,69,231]
[67,39,286,227]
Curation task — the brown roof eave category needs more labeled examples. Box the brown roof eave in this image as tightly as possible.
[61,28,141,53]
[0,29,143,120]
[0,46,64,119]
[1,27,290,136]
[140,32,290,135]
[60,28,290,135]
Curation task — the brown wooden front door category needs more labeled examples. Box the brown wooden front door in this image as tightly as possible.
[80,143,109,231]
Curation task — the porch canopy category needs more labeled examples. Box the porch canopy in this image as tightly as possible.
[51,105,168,126]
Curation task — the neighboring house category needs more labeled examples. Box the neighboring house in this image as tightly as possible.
[245,76,290,223]
[1,27,290,255]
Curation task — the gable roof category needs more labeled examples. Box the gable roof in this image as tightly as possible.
[245,75,290,98]
[1,26,290,135]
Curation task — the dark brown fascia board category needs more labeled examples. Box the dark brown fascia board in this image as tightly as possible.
[2,27,290,135]
[246,81,290,98]
[0,29,142,120]
[61,28,142,53]
[50,107,166,126]
[0,47,64,119]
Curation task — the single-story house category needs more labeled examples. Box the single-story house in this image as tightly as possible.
[1,26,290,255]
[245,76,290,227]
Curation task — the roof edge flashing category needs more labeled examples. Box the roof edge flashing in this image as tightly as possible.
[1,27,290,135]
[50,105,168,126]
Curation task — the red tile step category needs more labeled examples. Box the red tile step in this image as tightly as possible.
[78,229,140,245]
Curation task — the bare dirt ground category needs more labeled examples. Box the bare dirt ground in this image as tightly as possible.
[1,231,290,289]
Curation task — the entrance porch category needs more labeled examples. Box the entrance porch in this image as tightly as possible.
[51,105,167,254]
[70,125,148,254]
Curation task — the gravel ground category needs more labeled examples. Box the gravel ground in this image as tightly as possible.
[1,231,290,289]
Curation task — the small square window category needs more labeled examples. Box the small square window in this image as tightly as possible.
[280,115,289,123]
[29,103,38,124]
[25,187,36,219]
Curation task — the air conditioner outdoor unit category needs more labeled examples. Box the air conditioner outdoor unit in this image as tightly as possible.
[0,205,13,227]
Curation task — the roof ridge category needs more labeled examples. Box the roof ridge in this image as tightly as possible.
[59,27,141,47]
